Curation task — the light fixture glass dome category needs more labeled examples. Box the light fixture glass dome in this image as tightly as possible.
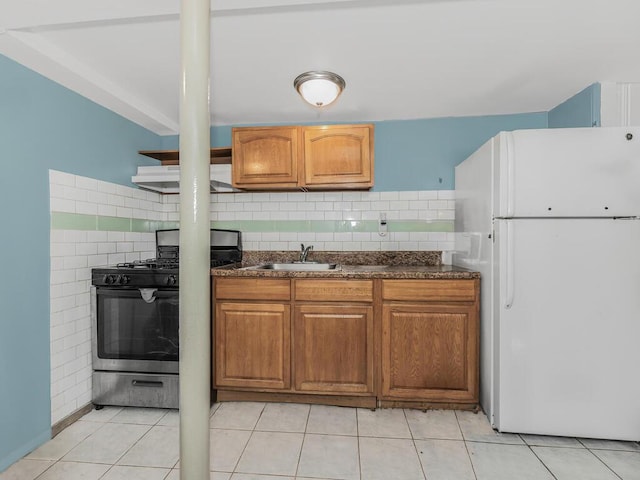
[294,71,346,107]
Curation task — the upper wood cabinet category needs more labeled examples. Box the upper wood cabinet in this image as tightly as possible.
[232,126,299,189]
[302,125,373,189]
[232,124,374,190]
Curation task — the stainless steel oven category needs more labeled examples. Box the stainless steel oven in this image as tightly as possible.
[90,228,241,408]
[92,286,180,374]
[91,283,180,408]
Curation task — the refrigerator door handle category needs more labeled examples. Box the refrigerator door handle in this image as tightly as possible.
[505,220,515,309]
[506,133,515,217]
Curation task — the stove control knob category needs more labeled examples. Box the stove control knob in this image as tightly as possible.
[103,274,116,285]
[119,275,130,285]
[166,275,177,286]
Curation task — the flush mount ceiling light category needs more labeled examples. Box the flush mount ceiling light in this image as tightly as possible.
[294,71,346,107]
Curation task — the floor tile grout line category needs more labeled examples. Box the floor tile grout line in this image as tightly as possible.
[31,458,58,480]
[585,448,625,480]
[523,443,587,449]
[456,410,480,480]
[588,446,640,453]
[229,402,267,476]
[108,409,168,469]
[96,463,117,480]
[454,410,468,442]
[461,440,480,480]
[161,466,173,480]
[403,409,428,480]
[105,422,155,470]
[294,431,307,478]
[293,404,312,478]
[230,428,255,475]
[356,407,362,480]
[526,443,559,480]
[572,437,638,451]
[107,409,176,472]
[410,439,429,480]
[27,420,101,464]
[32,416,115,480]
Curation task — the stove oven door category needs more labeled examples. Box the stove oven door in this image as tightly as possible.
[91,286,179,374]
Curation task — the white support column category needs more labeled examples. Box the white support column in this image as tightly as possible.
[178,0,211,478]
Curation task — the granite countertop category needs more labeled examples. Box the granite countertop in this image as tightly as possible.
[211,251,479,280]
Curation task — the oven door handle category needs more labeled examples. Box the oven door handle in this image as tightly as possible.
[132,379,164,388]
[139,288,158,303]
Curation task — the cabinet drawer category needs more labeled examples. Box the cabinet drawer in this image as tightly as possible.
[382,279,476,302]
[215,278,290,301]
[294,279,373,302]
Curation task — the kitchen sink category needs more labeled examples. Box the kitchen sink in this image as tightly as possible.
[249,262,339,271]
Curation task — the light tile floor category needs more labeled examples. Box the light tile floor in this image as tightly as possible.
[2,402,640,480]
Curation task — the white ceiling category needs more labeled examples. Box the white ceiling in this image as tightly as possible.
[1,0,639,135]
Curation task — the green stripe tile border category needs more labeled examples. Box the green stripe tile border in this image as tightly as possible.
[51,211,452,233]
[212,220,454,233]
[51,212,179,232]
[51,212,98,230]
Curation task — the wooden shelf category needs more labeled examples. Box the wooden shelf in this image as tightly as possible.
[138,147,232,165]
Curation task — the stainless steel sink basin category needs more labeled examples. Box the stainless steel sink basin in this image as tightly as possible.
[252,262,339,271]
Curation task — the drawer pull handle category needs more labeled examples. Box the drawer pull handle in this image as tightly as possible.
[132,380,164,388]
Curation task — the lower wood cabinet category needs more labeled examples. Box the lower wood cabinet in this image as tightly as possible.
[294,304,374,394]
[380,279,479,406]
[215,301,290,390]
[381,303,477,402]
[214,278,291,391]
[213,276,479,408]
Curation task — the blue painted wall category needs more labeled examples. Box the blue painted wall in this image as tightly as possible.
[160,112,548,191]
[373,113,548,190]
[548,83,601,128]
[0,54,160,472]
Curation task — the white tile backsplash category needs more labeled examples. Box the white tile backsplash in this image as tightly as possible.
[205,190,455,252]
[49,169,455,427]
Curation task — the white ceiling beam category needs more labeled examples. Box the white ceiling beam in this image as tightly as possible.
[0,29,179,135]
[3,0,451,31]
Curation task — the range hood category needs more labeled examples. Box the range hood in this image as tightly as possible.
[132,164,236,193]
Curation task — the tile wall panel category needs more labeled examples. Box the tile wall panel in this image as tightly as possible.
[208,190,455,252]
[48,171,160,425]
[49,169,455,426]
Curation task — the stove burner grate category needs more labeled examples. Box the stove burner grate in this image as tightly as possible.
[117,259,179,270]
[115,257,237,270]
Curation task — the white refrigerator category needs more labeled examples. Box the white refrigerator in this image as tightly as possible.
[453,126,640,441]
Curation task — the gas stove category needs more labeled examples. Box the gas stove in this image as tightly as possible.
[90,228,241,409]
[91,228,241,288]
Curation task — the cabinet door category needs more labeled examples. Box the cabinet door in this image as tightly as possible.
[232,126,299,188]
[381,303,478,402]
[215,302,291,390]
[302,125,373,188]
[294,304,374,394]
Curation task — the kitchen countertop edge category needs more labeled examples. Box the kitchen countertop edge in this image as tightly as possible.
[211,264,479,280]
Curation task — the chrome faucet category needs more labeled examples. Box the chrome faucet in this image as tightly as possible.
[299,243,313,262]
